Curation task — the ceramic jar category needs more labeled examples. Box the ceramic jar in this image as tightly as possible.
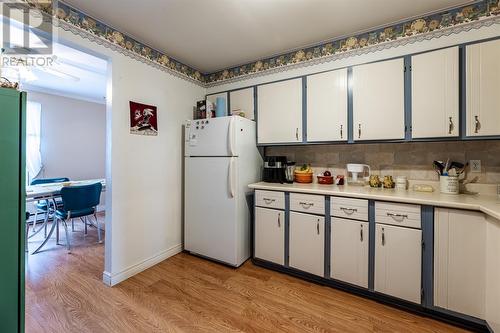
[369,175,381,188]
[383,176,395,189]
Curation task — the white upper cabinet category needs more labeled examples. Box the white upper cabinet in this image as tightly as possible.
[230,88,255,120]
[353,58,405,141]
[306,69,348,142]
[466,39,500,137]
[412,47,459,138]
[257,78,303,144]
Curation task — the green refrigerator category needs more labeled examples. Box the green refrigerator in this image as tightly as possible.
[0,87,26,333]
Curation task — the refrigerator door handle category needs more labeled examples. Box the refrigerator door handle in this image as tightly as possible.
[229,116,236,156]
[229,157,236,198]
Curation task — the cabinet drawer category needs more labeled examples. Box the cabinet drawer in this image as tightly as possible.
[255,190,285,210]
[375,202,421,229]
[290,193,325,215]
[331,197,368,221]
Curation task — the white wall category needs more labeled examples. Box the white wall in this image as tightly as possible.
[55,28,205,285]
[207,25,500,93]
[27,91,106,182]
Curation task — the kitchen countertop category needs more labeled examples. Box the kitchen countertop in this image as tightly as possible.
[248,182,500,220]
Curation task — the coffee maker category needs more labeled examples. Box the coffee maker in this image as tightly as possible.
[263,156,287,183]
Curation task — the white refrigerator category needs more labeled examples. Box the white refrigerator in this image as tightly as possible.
[184,116,262,267]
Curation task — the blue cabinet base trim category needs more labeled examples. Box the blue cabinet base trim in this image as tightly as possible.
[252,257,490,333]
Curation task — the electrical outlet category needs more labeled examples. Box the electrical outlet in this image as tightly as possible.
[470,160,482,173]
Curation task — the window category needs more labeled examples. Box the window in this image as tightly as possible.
[26,101,42,183]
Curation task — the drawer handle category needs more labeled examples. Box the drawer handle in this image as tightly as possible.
[360,224,364,242]
[317,219,320,235]
[277,213,281,228]
[358,124,362,139]
[387,212,408,222]
[474,115,481,134]
[448,117,454,135]
[296,128,299,141]
[340,207,358,215]
[340,124,343,139]
[299,202,314,209]
[382,227,385,246]
[263,198,276,204]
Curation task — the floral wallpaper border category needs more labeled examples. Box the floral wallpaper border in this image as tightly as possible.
[22,0,500,87]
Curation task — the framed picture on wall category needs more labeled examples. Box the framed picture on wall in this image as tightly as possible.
[129,101,158,136]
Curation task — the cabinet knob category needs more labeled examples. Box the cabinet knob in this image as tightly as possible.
[340,207,357,215]
[299,202,314,209]
[474,116,481,134]
[387,212,408,221]
[263,198,275,204]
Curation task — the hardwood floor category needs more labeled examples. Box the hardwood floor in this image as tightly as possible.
[26,222,468,333]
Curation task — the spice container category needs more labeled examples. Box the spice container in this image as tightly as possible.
[395,176,407,190]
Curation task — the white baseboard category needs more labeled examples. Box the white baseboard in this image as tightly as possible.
[102,243,183,286]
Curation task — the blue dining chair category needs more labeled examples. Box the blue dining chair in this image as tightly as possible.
[30,177,70,236]
[32,182,102,254]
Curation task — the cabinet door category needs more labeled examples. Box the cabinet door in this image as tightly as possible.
[331,218,368,288]
[375,224,422,303]
[230,87,255,120]
[289,212,325,276]
[255,207,285,265]
[466,39,500,136]
[307,69,348,142]
[412,47,459,138]
[434,208,486,319]
[257,78,303,144]
[486,216,500,331]
[352,58,405,141]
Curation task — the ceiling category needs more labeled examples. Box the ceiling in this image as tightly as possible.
[20,43,108,103]
[65,0,472,73]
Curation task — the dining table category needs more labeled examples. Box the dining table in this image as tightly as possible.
[26,178,106,202]
[26,178,106,254]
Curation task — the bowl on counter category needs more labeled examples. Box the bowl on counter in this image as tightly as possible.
[317,175,334,185]
[294,172,313,183]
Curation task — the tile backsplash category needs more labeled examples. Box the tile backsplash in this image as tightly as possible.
[266,141,500,184]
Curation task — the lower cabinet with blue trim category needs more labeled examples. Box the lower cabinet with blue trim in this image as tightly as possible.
[253,189,493,332]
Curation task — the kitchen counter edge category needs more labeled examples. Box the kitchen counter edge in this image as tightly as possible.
[248,182,500,221]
